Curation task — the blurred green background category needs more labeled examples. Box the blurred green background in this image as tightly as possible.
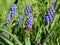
[0,0,60,45]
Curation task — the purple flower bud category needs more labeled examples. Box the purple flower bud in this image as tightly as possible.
[49,15,52,21]
[6,18,10,24]
[49,11,54,17]
[25,13,33,29]
[44,15,49,21]
[24,10,29,15]
[26,4,30,10]
[11,11,16,14]
[11,4,17,9]
[25,22,29,25]
[50,4,54,10]
[27,25,32,29]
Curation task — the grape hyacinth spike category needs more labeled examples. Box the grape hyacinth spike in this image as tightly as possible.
[25,13,33,29]
[6,4,17,24]
[4,4,17,37]
[43,0,56,22]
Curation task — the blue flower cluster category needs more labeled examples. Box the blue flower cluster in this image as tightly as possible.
[24,4,31,15]
[43,0,56,22]
[6,4,17,24]
[25,13,33,29]
[6,4,23,27]
[24,4,32,29]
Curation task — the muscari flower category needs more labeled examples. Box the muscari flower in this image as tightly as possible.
[25,13,33,29]
[3,4,17,37]
[43,0,56,22]
[6,4,17,24]
[24,4,31,15]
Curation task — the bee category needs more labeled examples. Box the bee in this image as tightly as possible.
[24,28,32,33]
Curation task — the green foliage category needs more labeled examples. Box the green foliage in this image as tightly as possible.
[0,0,60,45]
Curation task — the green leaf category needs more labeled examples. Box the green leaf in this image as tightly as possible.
[50,14,60,29]
[0,41,5,45]
[25,34,31,45]
[0,28,23,45]
[0,34,14,45]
